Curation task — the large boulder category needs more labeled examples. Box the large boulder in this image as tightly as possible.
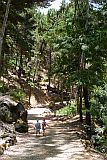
[0,100,17,123]
[0,95,28,155]
[0,103,13,123]
[15,103,27,122]
[0,101,28,123]
[14,103,28,132]
[0,95,17,123]
[0,95,28,132]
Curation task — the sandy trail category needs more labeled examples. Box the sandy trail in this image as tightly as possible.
[0,108,105,160]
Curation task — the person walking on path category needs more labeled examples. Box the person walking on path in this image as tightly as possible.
[35,119,41,136]
[42,118,48,136]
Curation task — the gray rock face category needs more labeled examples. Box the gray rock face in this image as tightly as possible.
[0,95,17,123]
[0,95,28,133]
[15,103,27,122]
[0,95,28,155]
[0,104,13,123]
[0,97,27,123]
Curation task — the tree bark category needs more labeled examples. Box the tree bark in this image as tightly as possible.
[79,86,83,122]
[83,85,91,139]
[28,85,31,105]
[77,86,83,122]
[48,46,52,90]
[0,0,11,69]
[28,68,31,105]
[18,49,23,79]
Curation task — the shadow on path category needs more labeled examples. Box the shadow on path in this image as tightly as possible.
[0,116,105,160]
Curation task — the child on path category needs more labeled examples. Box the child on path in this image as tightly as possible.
[35,120,41,136]
[42,119,48,136]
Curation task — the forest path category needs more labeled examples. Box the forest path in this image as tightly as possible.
[0,108,105,160]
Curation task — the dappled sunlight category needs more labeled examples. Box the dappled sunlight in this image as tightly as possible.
[44,144,56,147]
[1,110,105,160]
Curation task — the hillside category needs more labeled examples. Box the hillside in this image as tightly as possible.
[0,70,70,111]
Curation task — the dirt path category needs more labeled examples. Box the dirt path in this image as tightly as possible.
[0,115,105,160]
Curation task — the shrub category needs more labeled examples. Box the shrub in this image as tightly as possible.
[10,89,26,102]
[0,83,9,93]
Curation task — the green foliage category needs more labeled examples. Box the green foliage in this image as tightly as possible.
[92,126,107,154]
[10,89,26,102]
[1,0,107,154]
[28,80,34,87]
[42,75,48,82]
[90,86,107,154]
[0,83,9,93]
[9,58,16,67]
[90,87,107,122]
[103,116,107,128]
[56,101,76,116]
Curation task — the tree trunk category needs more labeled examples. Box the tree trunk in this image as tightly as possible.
[0,0,11,69]
[76,86,80,114]
[28,85,31,105]
[15,52,19,70]
[18,49,23,79]
[48,46,52,90]
[79,86,83,122]
[0,51,5,75]
[28,69,31,105]
[83,85,91,139]
[60,79,64,104]
[77,86,83,122]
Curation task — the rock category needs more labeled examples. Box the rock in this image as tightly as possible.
[0,102,13,123]
[16,103,27,122]
[0,121,17,155]
[0,145,4,155]
[0,97,17,123]
[0,96,28,124]
[0,95,28,155]
[16,103,25,112]
[15,119,28,133]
